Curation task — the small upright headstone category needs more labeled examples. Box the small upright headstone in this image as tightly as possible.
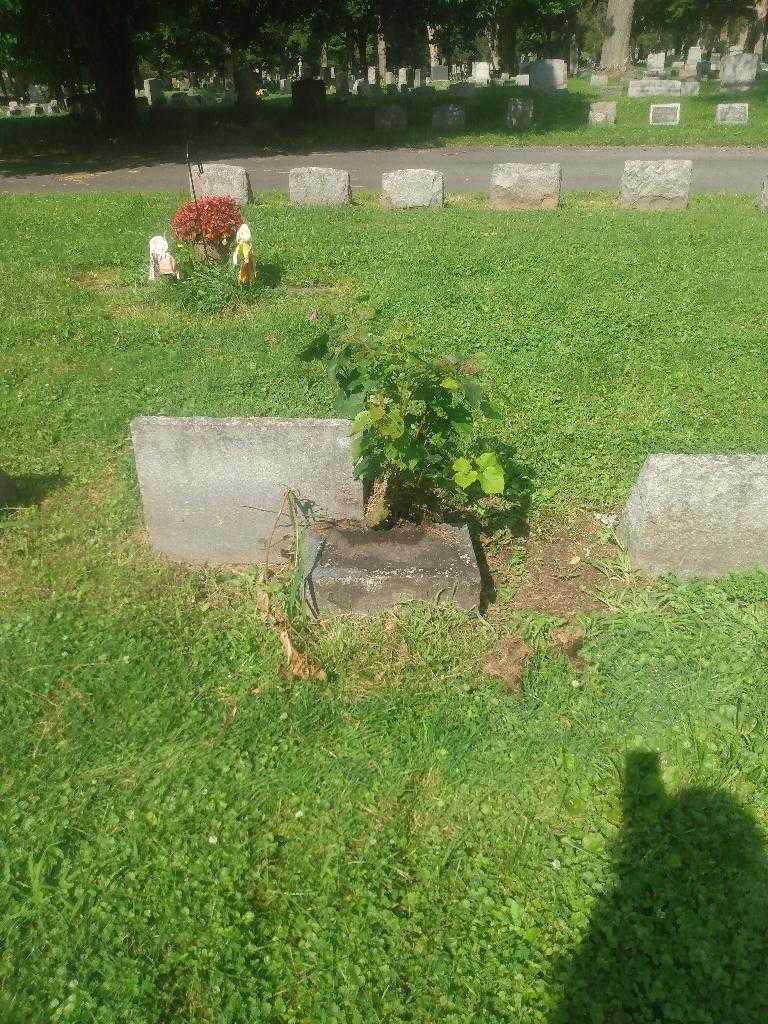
[489,162,562,210]
[646,51,666,77]
[710,53,722,73]
[385,71,396,87]
[618,454,768,579]
[7,100,20,116]
[143,78,163,105]
[430,65,450,81]
[506,98,533,130]
[367,66,377,85]
[26,103,44,116]
[131,416,363,565]
[189,163,252,205]
[721,52,759,90]
[432,103,466,130]
[374,103,407,131]
[45,98,59,114]
[529,59,567,91]
[590,72,608,88]
[589,101,616,125]
[381,168,444,209]
[716,102,749,124]
[413,69,422,88]
[471,61,491,84]
[685,45,703,70]
[514,74,530,87]
[619,159,692,210]
[649,102,681,125]
[289,167,351,206]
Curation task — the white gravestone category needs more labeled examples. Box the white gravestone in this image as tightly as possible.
[721,52,758,90]
[471,61,491,84]
[131,416,364,565]
[489,162,561,210]
[618,455,768,579]
[289,167,351,206]
[619,159,692,210]
[649,103,681,125]
[716,102,749,125]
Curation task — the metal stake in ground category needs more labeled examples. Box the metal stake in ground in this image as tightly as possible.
[186,142,209,261]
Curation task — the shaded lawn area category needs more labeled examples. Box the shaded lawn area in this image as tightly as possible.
[1,76,768,174]
[3,192,768,1022]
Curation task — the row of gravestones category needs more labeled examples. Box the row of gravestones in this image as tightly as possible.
[5,99,59,117]
[191,159,768,213]
[642,50,758,89]
[646,102,752,126]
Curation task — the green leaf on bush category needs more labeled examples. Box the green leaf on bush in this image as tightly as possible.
[476,453,505,495]
[440,377,460,390]
[351,410,373,434]
[453,457,479,490]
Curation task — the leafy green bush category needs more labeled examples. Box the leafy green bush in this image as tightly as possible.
[168,253,259,317]
[309,323,507,525]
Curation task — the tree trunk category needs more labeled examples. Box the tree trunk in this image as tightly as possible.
[486,22,500,69]
[357,27,368,76]
[498,8,517,72]
[90,20,135,130]
[427,24,439,66]
[745,0,768,54]
[600,0,636,72]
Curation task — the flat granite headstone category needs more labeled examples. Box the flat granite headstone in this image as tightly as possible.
[381,168,444,209]
[627,79,681,97]
[374,103,407,131]
[189,163,252,206]
[619,159,692,209]
[303,522,481,615]
[131,416,364,565]
[721,52,758,90]
[716,102,749,124]
[506,98,533,129]
[289,166,351,205]
[589,101,616,125]
[649,103,681,125]
[430,65,450,81]
[618,454,768,579]
[432,103,466,130]
[529,59,567,91]
[489,162,561,210]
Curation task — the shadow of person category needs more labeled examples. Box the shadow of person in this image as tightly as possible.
[551,750,768,1024]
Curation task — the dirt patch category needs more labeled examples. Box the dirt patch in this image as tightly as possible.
[73,268,125,290]
[486,514,635,617]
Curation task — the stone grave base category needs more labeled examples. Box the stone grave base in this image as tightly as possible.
[303,521,482,615]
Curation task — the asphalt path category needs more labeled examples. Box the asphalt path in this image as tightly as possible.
[2,145,767,194]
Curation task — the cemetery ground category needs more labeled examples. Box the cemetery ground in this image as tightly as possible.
[4,189,768,1022]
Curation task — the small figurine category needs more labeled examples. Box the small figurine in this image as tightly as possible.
[232,223,255,285]
[148,235,179,282]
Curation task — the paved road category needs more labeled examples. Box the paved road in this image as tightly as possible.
[2,145,767,194]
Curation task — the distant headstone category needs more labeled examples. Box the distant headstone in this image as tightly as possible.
[288,166,351,206]
[279,79,290,94]
[721,51,759,90]
[143,78,163,105]
[367,66,377,85]
[432,103,466,130]
[131,416,363,565]
[430,65,450,81]
[26,103,44,116]
[381,168,444,209]
[335,70,349,95]
[471,60,491,84]
[398,67,415,88]
[591,72,608,88]
[529,59,567,91]
[716,102,749,124]
[710,53,722,72]
[303,522,481,615]
[649,102,681,125]
[489,162,562,210]
[7,101,21,116]
[618,454,768,579]
[589,101,617,125]
[646,51,666,76]
[189,163,252,206]
[45,99,58,114]
[291,78,326,113]
[413,69,422,87]
[758,177,768,211]
[385,71,396,87]
[506,97,533,130]
[627,79,681,97]
[514,74,530,87]
[619,159,692,209]
[686,45,703,69]
[680,81,700,96]
[374,103,407,131]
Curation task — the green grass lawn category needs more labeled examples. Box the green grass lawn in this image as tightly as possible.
[4,191,768,1022]
[2,75,768,167]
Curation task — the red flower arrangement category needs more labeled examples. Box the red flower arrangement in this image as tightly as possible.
[172,195,242,245]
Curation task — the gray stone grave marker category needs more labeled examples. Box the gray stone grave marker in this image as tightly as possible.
[716,102,749,124]
[589,101,616,125]
[628,79,681,97]
[489,162,561,210]
[430,65,450,81]
[189,163,252,206]
[529,59,567,91]
[618,454,768,578]
[381,168,444,209]
[288,166,351,206]
[619,159,692,210]
[590,73,608,88]
[649,102,680,125]
[721,52,758,90]
[131,416,363,565]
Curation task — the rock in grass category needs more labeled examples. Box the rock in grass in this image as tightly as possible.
[288,166,351,206]
[619,159,692,210]
[188,163,252,205]
[489,162,562,210]
[381,168,444,209]
[617,454,768,578]
[303,521,481,615]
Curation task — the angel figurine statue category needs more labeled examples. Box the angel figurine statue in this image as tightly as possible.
[232,223,256,285]
[148,235,180,282]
